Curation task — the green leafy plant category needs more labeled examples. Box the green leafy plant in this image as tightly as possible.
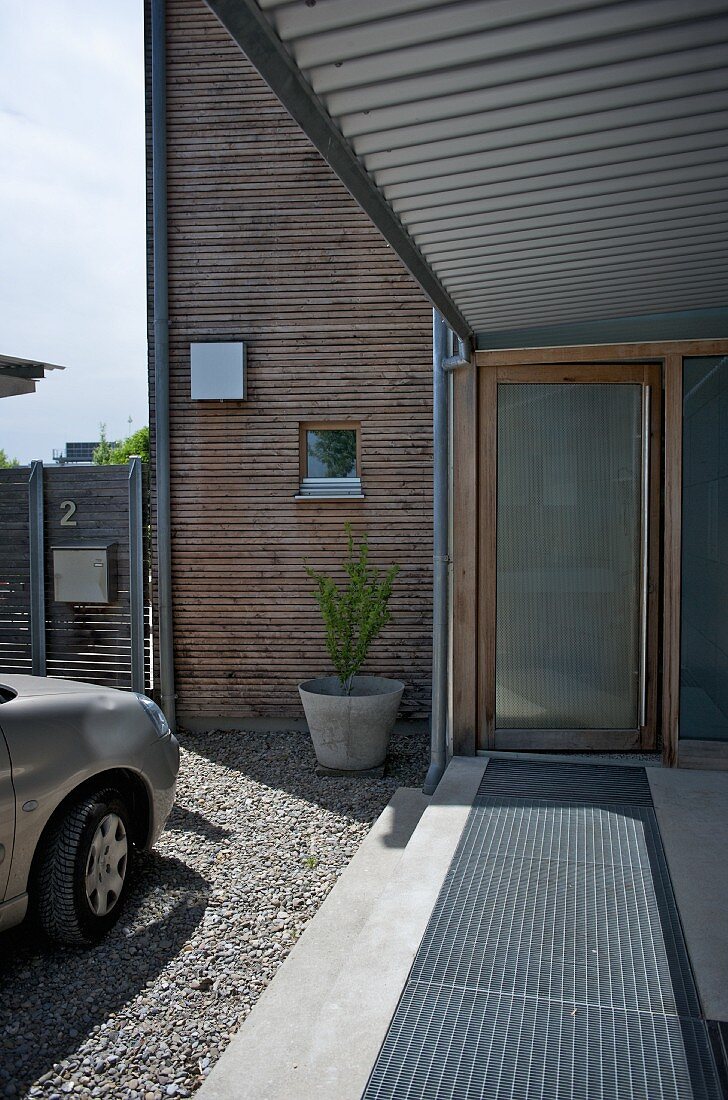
[107,425,150,465]
[94,424,150,465]
[306,524,399,695]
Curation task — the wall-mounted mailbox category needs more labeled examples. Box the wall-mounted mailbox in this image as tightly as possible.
[190,341,247,400]
[52,544,118,604]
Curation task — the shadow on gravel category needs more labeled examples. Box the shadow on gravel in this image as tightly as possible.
[166,802,232,842]
[0,851,208,1097]
[182,726,429,828]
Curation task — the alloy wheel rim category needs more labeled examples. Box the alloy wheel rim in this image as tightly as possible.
[84,812,128,917]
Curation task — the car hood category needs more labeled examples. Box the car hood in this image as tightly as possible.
[0,674,122,700]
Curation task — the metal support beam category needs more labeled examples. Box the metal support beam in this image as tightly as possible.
[203,0,472,343]
[425,314,471,795]
[128,457,145,694]
[28,461,46,676]
[151,0,176,729]
[475,307,728,350]
[425,315,449,793]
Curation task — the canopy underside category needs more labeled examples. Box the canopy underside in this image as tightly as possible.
[208,0,728,338]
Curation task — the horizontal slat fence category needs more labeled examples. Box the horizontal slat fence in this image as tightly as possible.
[0,463,149,691]
[0,467,33,673]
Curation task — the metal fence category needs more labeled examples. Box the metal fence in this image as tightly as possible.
[0,459,149,691]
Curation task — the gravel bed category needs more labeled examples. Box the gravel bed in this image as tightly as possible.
[0,726,428,1100]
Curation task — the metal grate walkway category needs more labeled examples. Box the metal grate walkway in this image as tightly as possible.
[363,760,723,1100]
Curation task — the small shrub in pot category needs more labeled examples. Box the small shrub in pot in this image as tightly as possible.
[300,525,404,772]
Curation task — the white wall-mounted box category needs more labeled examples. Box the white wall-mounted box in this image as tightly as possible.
[190,341,247,400]
[52,544,118,604]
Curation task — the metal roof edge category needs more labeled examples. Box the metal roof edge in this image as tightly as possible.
[475,308,728,350]
[0,354,66,373]
[204,0,472,341]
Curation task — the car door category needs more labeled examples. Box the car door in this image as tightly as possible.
[0,730,14,900]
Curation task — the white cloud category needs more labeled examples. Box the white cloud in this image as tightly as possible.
[0,0,147,463]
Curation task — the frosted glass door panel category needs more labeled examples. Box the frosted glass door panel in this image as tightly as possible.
[496,384,642,729]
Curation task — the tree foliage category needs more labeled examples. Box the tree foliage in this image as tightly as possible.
[94,424,150,465]
[308,429,356,478]
[306,524,399,694]
[108,426,150,465]
[92,424,114,465]
[0,449,19,468]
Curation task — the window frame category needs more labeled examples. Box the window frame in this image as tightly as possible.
[296,421,364,500]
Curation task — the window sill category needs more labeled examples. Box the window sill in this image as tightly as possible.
[295,493,366,501]
[296,476,363,500]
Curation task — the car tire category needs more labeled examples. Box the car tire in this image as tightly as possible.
[36,787,133,946]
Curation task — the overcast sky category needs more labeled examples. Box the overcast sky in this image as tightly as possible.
[0,1,147,464]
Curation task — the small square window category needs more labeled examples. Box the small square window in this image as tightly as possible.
[297,424,364,499]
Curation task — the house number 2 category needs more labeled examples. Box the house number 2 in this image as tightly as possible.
[60,500,78,526]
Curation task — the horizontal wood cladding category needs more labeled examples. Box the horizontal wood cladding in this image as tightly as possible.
[157,0,433,721]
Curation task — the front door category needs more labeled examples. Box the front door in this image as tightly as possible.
[479,364,661,752]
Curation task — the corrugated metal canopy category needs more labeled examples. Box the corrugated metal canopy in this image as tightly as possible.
[209,0,728,337]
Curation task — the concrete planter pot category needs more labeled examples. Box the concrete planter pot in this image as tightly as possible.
[298,675,404,773]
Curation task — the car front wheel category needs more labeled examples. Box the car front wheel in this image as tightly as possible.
[37,787,132,946]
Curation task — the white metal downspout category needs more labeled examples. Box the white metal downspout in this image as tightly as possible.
[424,311,471,795]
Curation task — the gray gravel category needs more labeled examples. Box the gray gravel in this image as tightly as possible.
[0,726,428,1099]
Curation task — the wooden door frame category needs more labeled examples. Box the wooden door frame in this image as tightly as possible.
[477,361,660,753]
[450,338,728,764]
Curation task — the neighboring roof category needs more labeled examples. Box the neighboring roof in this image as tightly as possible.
[0,354,65,399]
[205,0,728,341]
[53,441,113,465]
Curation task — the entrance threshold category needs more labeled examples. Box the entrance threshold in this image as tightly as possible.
[476,747,661,767]
[364,759,723,1099]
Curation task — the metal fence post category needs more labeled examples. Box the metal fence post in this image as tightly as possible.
[128,456,145,694]
[28,460,46,676]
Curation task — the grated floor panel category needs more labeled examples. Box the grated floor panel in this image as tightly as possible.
[363,761,722,1099]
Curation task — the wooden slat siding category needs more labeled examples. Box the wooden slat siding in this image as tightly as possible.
[0,468,32,674]
[149,0,433,723]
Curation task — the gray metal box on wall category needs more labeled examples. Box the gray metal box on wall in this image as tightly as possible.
[190,341,247,400]
[52,544,118,604]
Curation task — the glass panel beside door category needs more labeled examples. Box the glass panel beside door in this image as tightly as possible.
[680,355,728,744]
[480,364,661,752]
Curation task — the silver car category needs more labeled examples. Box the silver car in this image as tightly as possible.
[0,675,179,946]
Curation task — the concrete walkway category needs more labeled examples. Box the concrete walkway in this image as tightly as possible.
[648,767,728,1021]
[196,755,728,1099]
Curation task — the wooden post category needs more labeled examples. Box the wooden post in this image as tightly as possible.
[451,359,478,754]
[662,353,683,767]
